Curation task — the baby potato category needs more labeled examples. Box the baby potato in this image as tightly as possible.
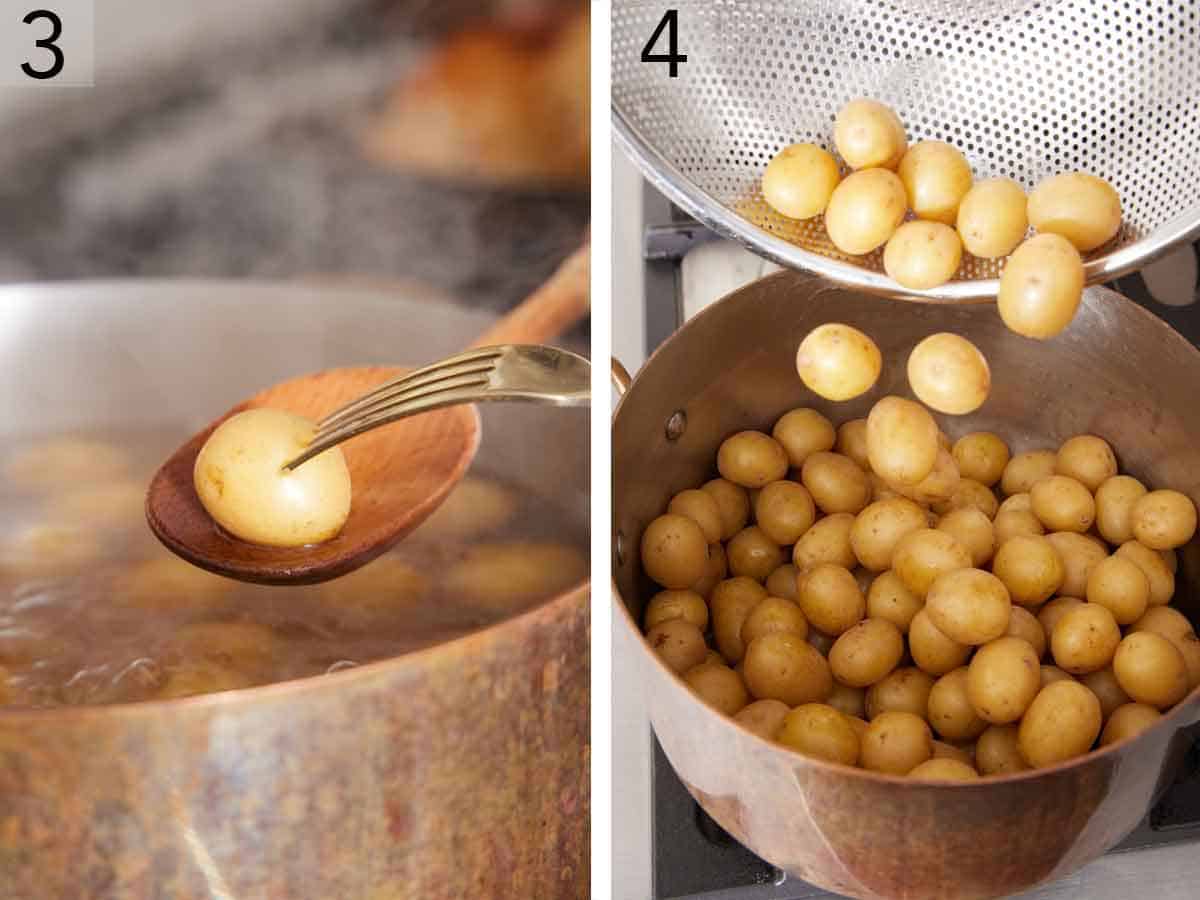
[734,699,791,741]
[1130,611,1200,689]
[113,555,236,614]
[1080,667,1132,720]
[646,619,709,673]
[952,432,1010,487]
[886,449,960,506]
[1056,435,1117,493]
[1030,475,1096,534]
[955,177,1028,258]
[711,577,768,663]
[997,233,1084,340]
[883,221,963,290]
[992,534,1065,606]
[1112,632,1189,708]
[1116,540,1176,606]
[909,609,972,676]
[315,554,431,628]
[865,569,923,633]
[793,513,858,571]
[797,563,866,635]
[167,621,281,672]
[802,452,871,515]
[928,667,988,741]
[898,141,973,225]
[773,409,837,472]
[48,481,145,530]
[824,168,908,255]
[743,632,834,705]
[156,660,254,700]
[0,522,103,578]
[836,418,871,470]
[993,509,1046,545]
[717,431,789,488]
[702,479,751,540]
[1001,450,1058,497]
[1100,703,1162,746]
[415,476,517,541]
[829,618,905,687]
[1051,603,1121,674]
[727,526,784,581]
[975,724,1030,775]
[932,740,975,766]
[826,682,868,719]
[1018,681,1102,766]
[762,143,842,219]
[5,436,130,489]
[1037,597,1084,639]
[795,323,883,401]
[766,563,800,600]
[866,666,935,719]
[926,568,1012,646]
[833,98,907,170]
[860,711,933,774]
[777,703,860,765]
[641,514,710,589]
[893,528,973,598]
[933,478,999,520]
[1027,172,1122,252]
[906,332,990,415]
[1006,606,1047,659]
[691,542,728,598]
[967,637,1041,724]
[1047,531,1109,598]
[684,661,750,716]
[742,596,809,644]
[850,497,927,572]
[1131,490,1198,550]
[194,408,351,547]
[1086,555,1149,625]
[1041,664,1077,687]
[668,489,724,544]
[937,507,995,568]
[645,589,710,631]
[1095,475,1147,545]
[867,397,940,486]
[909,758,979,781]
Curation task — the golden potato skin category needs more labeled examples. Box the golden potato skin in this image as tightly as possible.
[866,666,935,719]
[976,724,1030,775]
[641,514,711,589]
[727,526,784,581]
[1099,702,1162,746]
[1047,532,1108,598]
[646,619,709,674]
[938,507,995,568]
[956,177,1027,258]
[802,452,871,515]
[952,432,1010,487]
[1095,475,1147,545]
[925,567,1011,646]
[684,662,750,716]
[1056,435,1117,493]
[928,667,988,741]
[1005,606,1047,659]
[1001,450,1058,497]
[1112,632,1189,709]
[883,221,963,290]
[645,589,710,631]
[742,632,834,706]
[702,478,751,540]
[1051,603,1121,674]
[997,234,1084,340]
[1131,490,1198,550]
[1018,681,1103,767]
[1027,172,1122,252]
[1080,667,1132,720]
[826,682,867,719]
[668,489,724,544]
[1086,555,1149,625]
[906,333,990,415]
[992,534,1064,607]
[1116,540,1176,607]
[967,637,1041,725]
[741,596,809,645]
[866,397,940,486]
[898,141,973,225]
[828,618,905,688]
[909,609,971,676]
[860,711,933,774]
[893,528,973,598]
[761,143,841,219]
[1030,475,1096,534]
[777,703,860,765]
[795,324,883,401]
[1037,597,1083,639]
[734,699,791,741]
[836,418,871,470]
[865,569,923,633]
[711,576,768,663]
[833,98,907,170]
[793,513,858,572]
[824,169,908,255]
[773,408,837,468]
[797,563,866,636]
[717,431,789,488]
[850,498,927,572]
[908,758,979,781]
[766,563,800,600]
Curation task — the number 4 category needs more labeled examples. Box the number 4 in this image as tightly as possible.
[641,10,687,77]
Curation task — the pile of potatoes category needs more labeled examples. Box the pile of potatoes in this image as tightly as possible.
[759,98,1122,339]
[639,403,1199,780]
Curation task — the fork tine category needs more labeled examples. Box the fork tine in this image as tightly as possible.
[318,347,504,429]
[315,370,490,439]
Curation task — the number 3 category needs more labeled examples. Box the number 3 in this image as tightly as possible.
[21,9,65,80]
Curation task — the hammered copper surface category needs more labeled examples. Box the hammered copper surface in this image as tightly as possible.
[0,281,589,900]
[613,271,1200,900]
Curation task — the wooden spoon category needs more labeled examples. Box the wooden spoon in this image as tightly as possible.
[146,245,589,585]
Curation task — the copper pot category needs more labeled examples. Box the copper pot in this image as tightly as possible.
[612,270,1200,900]
[0,281,589,900]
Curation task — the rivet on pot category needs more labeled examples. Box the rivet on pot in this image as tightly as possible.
[665,410,687,441]
[615,530,627,566]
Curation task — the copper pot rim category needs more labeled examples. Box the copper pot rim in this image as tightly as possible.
[0,577,591,723]
[612,268,1200,789]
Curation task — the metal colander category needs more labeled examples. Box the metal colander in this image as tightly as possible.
[613,0,1200,300]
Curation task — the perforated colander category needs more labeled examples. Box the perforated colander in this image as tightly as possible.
[613,0,1200,300]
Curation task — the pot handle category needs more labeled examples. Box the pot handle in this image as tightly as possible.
[611,358,632,396]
